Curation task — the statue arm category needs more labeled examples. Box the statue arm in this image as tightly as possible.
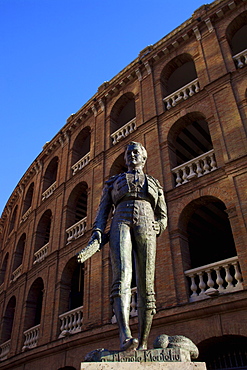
[77,183,113,263]
[92,182,113,235]
[154,187,167,236]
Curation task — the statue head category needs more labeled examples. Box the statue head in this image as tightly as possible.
[124,142,147,170]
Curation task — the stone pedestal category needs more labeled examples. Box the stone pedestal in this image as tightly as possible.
[81,363,207,369]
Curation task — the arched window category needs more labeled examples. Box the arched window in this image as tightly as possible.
[23,278,44,350]
[162,54,199,110]
[58,257,84,337]
[75,191,87,223]
[71,127,91,175]
[70,263,84,311]
[34,210,52,263]
[186,199,236,268]
[110,93,136,145]
[0,253,9,286]
[168,112,217,187]
[0,296,16,344]
[198,335,247,369]
[12,233,26,280]
[66,183,88,244]
[180,197,242,301]
[0,296,16,360]
[60,257,84,313]
[226,11,247,68]
[42,157,58,200]
[22,183,34,218]
[9,205,18,235]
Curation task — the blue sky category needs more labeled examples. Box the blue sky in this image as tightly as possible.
[0,0,207,215]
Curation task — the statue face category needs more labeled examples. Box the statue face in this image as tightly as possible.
[125,144,144,170]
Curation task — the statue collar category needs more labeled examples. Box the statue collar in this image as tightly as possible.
[126,169,144,175]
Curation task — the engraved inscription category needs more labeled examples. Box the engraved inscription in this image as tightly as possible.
[101,348,181,362]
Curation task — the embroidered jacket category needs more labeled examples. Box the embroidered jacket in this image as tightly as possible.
[93,173,167,236]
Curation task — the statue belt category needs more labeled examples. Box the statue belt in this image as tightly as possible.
[115,196,152,208]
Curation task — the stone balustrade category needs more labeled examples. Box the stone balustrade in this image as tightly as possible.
[20,207,31,223]
[172,149,217,187]
[112,287,137,324]
[233,48,247,69]
[0,339,11,361]
[42,181,56,201]
[22,324,40,351]
[33,243,49,264]
[59,306,83,338]
[184,256,243,302]
[71,152,90,175]
[111,118,136,145]
[66,217,87,244]
[163,78,200,110]
[12,264,22,282]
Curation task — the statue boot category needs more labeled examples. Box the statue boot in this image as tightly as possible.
[137,308,154,350]
[113,295,138,351]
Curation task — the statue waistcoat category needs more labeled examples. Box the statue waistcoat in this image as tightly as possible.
[111,173,160,209]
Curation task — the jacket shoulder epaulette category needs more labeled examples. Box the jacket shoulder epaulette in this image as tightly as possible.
[105,174,119,185]
[146,174,163,189]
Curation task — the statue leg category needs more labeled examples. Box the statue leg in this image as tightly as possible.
[113,295,138,351]
[110,222,138,351]
[137,307,154,350]
[133,207,157,350]
[136,267,156,350]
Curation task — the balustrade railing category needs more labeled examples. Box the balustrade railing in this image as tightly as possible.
[0,339,11,361]
[20,207,31,223]
[184,256,243,302]
[163,78,200,110]
[172,149,217,187]
[111,118,136,145]
[233,48,247,69]
[12,264,22,281]
[59,306,83,338]
[66,217,87,244]
[71,152,90,175]
[112,287,137,324]
[22,324,40,351]
[33,243,49,264]
[42,181,56,201]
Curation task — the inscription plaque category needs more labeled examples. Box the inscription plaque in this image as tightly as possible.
[102,348,181,362]
[85,348,191,363]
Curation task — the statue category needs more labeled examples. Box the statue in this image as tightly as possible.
[78,142,167,352]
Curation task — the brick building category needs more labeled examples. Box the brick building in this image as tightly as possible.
[0,0,247,368]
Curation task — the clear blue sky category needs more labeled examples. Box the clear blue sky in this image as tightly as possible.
[0,0,207,215]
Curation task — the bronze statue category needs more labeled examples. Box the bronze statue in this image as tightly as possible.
[78,142,167,351]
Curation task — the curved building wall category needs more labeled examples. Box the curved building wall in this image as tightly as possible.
[0,0,247,369]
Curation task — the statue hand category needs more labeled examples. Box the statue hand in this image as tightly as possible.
[89,230,102,245]
[152,221,161,235]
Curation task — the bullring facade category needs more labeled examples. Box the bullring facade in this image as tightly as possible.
[0,0,247,369]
